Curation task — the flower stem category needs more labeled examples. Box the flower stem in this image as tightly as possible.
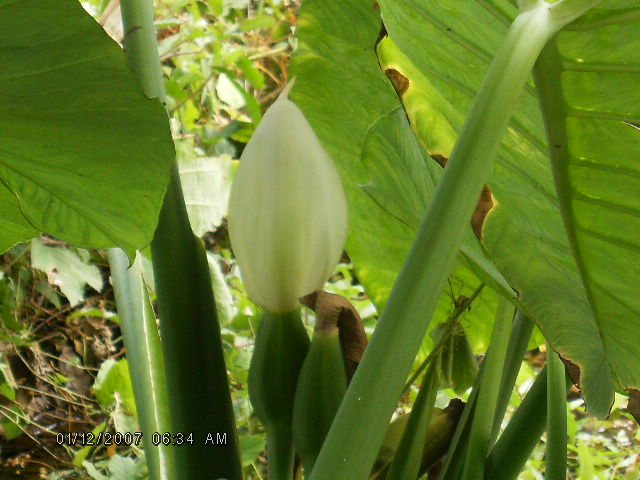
[546,343,568,480]
[249,310,310,479]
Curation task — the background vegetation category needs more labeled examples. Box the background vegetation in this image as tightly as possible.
[0,1,637,479]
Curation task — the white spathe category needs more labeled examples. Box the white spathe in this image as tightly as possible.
[227,82,348,313]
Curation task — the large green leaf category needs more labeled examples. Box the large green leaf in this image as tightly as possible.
[290,0,426,311]
[537,8,640,397]
[0,0,174,253]
[290,0,512,320]
[378,0,640,416]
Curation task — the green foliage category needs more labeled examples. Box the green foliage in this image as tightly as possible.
[248,311,310,479]
[377,0,640,416]
[0,1,638,480]
[239,434,265,467]
[0,0,174,255]
[178,140,234,236]
[154,0,294,156]
[0,404,26,441]
[31,238,103,306]
[93,358,137,415]
[83,454,147,480]
[292,329,347,473]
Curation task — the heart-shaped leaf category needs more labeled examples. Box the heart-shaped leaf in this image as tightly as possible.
[378,0,640,416]
[290,0,512,315]
[0,0,174,254]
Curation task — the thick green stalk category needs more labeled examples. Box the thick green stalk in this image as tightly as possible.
[267,429,296,480]
[546,345,568,480]
[308,3,599,479]
[118,2,242,478]
[108,250,175,480]
[490,311,535,444]
[485,367,573,480]
[151,167,243,479]
[119,1,164,99]
[461,299,514,480]
[108,2,176,477]
[386,356,440,480]
[485,366,549,480]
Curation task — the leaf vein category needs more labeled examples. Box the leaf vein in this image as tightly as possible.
[572,191,640,218]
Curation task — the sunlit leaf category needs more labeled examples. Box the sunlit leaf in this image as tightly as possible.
[378,0,640,417]
[31,237,103,306]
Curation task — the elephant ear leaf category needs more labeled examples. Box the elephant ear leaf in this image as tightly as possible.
[377,0,640,417]
[533,6,640,406]
[0,0,174,255]
[290,0,513,322]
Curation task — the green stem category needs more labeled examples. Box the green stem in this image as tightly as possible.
[308,6,564,479]
[292,329,347,473]
[108,250,175,480]
[386,356,440,480]
[485,366,549,480]
[485,366,573,480]
[490,311,535,444]
[439,367,482,480]
[461,298,514,480]
[546,344,568,480]
[118,2,243,478]
[249,310,310,480]
[119,1,165,99]
[151,167,243,479]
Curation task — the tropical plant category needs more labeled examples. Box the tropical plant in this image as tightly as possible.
[0,0,638,479]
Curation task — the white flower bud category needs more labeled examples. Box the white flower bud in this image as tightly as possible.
[228,82,348,313]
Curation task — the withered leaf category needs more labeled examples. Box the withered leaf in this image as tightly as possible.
[299,290,368,382]
[429,154,493,239]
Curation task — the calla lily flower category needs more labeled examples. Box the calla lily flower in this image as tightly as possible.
[228,82,348,313]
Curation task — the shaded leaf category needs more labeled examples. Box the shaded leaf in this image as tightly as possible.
[239,434,265,467]
[0,404,25,440]
[207,251,236,326]
[0,0,174,254]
